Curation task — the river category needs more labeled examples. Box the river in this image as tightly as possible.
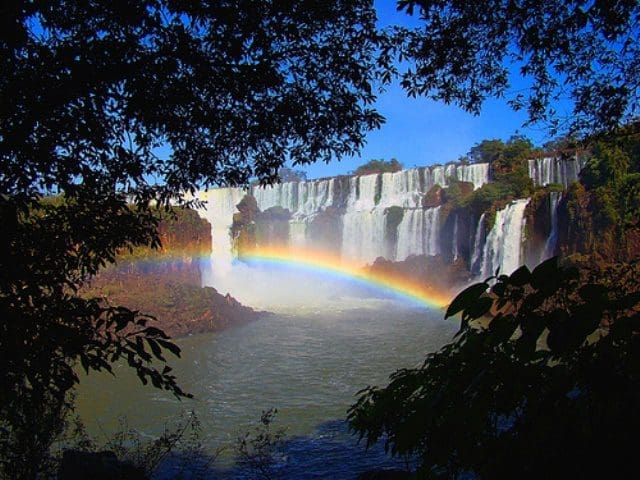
[75,300,456,478]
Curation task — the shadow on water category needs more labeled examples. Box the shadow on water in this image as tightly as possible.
[157,419,411,480]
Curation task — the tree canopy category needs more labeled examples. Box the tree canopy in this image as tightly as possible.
[349,257,640,479]
[353,158,403,176]
[385,0,640,136]
[1,0,382,197]
[0,1,382,476]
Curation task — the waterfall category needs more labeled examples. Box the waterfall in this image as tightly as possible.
[452,214,459,261]
[196,187,247,293]
[341,209,387,264]
[251,177,337,218]
[542,191,561,261]
[456,163,490,190]
[395,207,441,261]
[470,213,486,275]
[422,163,489,191]
[194,161,511,281]
[528,157,584,188]
[378,169,422,208]
[480,199,530,277]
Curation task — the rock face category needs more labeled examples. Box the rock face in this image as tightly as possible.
[204,160,571,278]
[367,254,470,297]
[197,145,637,296]
[83,207,261,338]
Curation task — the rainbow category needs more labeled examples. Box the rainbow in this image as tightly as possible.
[240,246,451,310]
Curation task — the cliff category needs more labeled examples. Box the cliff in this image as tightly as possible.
[198,133,639,296]
[83,207,262,338]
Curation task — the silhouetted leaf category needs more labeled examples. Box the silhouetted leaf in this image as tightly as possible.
[445,282,488,319]
[491,282,507,298]
[578,283,607,302]
[531,256,559,290]
[147,338,165,361]
[522,290,546,312]
[489,313,518,342]
[614,291,640,310]
[464,296,494,320]
[143,326,170,339]
[571,304,602,337]
[509,265,531,286]
[158,339,181,358]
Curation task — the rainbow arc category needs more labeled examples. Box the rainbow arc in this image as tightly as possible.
[240,246,451,310]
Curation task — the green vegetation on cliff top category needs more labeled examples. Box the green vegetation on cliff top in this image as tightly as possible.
[354,158,403,176]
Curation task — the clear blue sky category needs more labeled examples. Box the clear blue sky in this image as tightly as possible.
[301,1,555,180]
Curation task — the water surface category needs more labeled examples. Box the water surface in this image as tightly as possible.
[76,301,456,478]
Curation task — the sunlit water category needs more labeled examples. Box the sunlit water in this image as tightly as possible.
[75,301,456,478]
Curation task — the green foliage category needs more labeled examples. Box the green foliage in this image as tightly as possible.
[349,257,640,479]
[2,2,382,476]
[389,1,640,135]
[470,136,536,173]
[569,124,640,242]
[441,179,474,208]
[620,173,640,227]
[468,139,508,164]
[464,183,509,218]
[52,411,216,480]
[0,194,188,479]
[277,168,307,183]
[458,137,536,217]
[236,409,286,480]
[384,206,405,232]
[582,143,631,189]
[354,158,403,176]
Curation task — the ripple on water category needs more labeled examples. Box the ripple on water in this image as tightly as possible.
[75,306,455,477]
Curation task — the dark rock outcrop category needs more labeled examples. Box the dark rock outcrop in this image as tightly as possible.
[83,207,262,338]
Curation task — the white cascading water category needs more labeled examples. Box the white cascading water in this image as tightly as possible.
[378,170,422,208]
[196,187,246,290]
[455,163,490,190]
[340,174,386,263]
[451,214,459,261]
[541,191,561,261]
[395,207,440,261]
[470,213,486,275]
[191,164,552,309]
[528,157,584,188]
[421,163,488,191]
[480,199,530,278]
[252,177,338,219]
[341,209,387,264]
[197,163,491,278]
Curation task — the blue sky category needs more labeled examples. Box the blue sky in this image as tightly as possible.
[301,1,555,179]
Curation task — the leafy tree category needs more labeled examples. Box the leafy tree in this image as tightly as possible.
[349,257,640,479]
[441,178,473,208]
[236,409,286,480]
[1,1,381,477]
[563,122,640,248]
[354,158,403,176]
[386,0,640,136]
[468,139,506,164]
[277,167,307,183]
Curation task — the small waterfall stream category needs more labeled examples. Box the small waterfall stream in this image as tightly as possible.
[480,199,530,277]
